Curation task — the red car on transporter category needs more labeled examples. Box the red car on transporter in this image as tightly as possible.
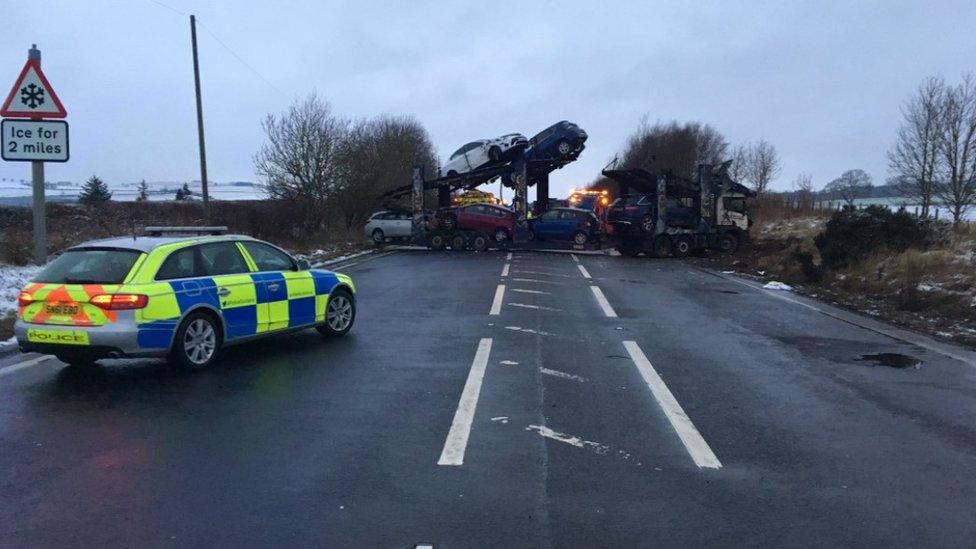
[432,203,516,243]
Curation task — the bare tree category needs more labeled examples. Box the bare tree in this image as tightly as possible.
[742,139,781,196]
[935,74,976,226]
[254,94,349,233]
[826,169,873,206]
[621,117,729,179]
[727,145,749,184]
[333,114,439,228]
[792,172,814,209]
[887,78,945,218]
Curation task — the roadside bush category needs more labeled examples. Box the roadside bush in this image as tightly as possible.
[1,228,32,265]
[814,205,931,270]
[792,251,822,282]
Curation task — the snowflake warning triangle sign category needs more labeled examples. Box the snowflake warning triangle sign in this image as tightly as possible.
[1,58,67,118]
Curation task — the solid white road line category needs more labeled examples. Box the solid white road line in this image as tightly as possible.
[577,264,591,279]
[0,355,52,377]
[570,253,579,262]
[489,284,506,315]
[506,252,513,260]
[501,263,510,277]
[623,341,722,469]
[438,338,493,466]
[511,288,551,295]
[590,286,618,318]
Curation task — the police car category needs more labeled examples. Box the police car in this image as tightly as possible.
[14,227,356,369]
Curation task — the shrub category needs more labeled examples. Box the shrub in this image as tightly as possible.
[814,205,932,270]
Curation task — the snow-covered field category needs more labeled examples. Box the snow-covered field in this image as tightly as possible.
[0,263,40,318]
[0,180,265,204]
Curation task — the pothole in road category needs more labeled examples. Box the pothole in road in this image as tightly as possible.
[857,353,922,369]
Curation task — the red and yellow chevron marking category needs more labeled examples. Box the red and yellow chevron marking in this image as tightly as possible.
[19,283,121,326]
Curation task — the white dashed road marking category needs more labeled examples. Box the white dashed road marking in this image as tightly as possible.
[507,303,562,312]
[577,264,591,279]
[489,285,505,315]
[438,338,494,466]
[623,341,722,469]
[590,286,618,318]
[570,254,579,262]
[539,367,586,382]
[501,263,509,277]
[510,288,551,295]
[506,252,513,260]
[0,355,51,377]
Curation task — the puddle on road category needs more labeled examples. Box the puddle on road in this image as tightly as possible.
[857,353,922,369]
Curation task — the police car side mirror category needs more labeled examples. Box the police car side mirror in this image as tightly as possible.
[296,258,311,270]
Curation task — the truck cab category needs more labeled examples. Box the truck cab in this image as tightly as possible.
[602,162,754,256]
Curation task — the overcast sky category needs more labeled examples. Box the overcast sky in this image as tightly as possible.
[1,1,973,199]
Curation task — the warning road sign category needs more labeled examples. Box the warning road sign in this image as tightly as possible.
[0,58,67,118]
[1,119,69,162]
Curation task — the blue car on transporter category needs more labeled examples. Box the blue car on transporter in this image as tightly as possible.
[527,207,602,245]
[524,121,588,162]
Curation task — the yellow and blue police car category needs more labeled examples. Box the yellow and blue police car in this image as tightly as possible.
[14,227,356,369]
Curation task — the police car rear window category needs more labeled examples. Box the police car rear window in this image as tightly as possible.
[33,248,141,284]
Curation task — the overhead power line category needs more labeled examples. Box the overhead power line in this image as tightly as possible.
[145,0,285,97]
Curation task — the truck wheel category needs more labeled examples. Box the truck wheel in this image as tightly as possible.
[371,228,385,246]
[171,311,222,370]
[493,228,509,243]
[450,234,467,251]
[573,231,588,246]
[718,234,739,254]
[653,235,672,258]
[673,236,692,257]
[471,233,489,252]
[429,232,446,251]
[618,242,640,257]
[640,215,654,232]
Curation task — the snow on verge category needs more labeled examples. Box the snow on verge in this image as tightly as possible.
[763,281,794,291]
[0,263,40,317]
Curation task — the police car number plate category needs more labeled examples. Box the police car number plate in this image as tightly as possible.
[43,302,80,316]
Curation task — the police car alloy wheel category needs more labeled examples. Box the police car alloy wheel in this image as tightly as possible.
[318,289,355,337]
[173,312,222,369]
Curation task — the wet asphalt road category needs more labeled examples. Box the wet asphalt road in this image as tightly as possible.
[2,249,976,548]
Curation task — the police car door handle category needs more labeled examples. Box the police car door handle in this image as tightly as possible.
[217,287,232,297]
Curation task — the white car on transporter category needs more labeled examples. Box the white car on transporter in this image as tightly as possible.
[441,133,528,177]
[364,210,414,244]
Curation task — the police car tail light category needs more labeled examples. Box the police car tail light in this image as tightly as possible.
[17,291,34,307]
[90,294,149,310]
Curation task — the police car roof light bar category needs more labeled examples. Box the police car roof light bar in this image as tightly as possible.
[144,226,228,237]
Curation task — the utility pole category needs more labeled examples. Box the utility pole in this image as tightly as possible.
[190,15,210,221]
[29,44,46,264]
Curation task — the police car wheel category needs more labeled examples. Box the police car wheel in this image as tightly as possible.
[317,289,355,337]
[172,312,222,369]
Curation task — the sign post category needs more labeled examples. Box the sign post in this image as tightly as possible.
[0,45,68,265]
